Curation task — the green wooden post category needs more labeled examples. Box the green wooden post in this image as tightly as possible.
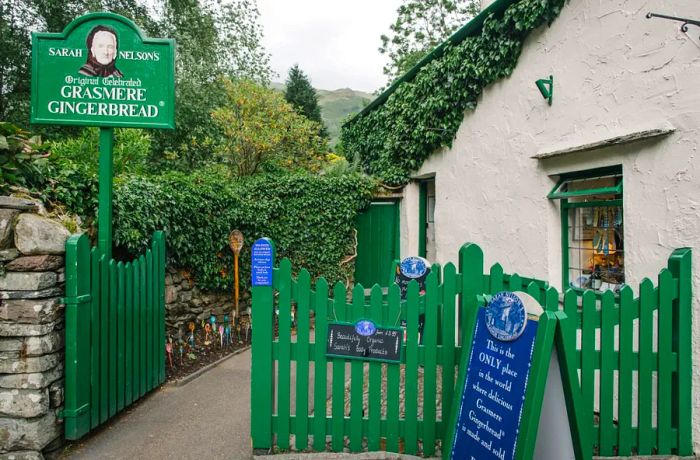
[368,285,383,451]
[668,248,692,455]
[385,284,401,453]
[108,260,117,418]
[423,270,438,456]
[404,281,420,455]
[638,279,654,454]
[489,263,504,293]
[580,290,596,449]
[250,241,275,449]
[312,277,329,451]
[440,263,457,436]
[599,291,616,456]
[145,250,153,391]
[99,254,109,423]
[98,128,114,261]
[330,282,347,451]
[349,284,365,452]
[132,257,141,401]
[294,269,311,451]
[617,286,634,455]
[276,258,292,450]
[554,303,592,460]
[89,247,99,428]
[63,234,92,439]
[117,262,125,412]
[125,262,133,405]
[657,269,673,454]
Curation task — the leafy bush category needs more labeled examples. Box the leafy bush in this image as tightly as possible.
[211,79,327,176]
[0,122,51,193]
[50,127,152,175]
[111,168,375,289]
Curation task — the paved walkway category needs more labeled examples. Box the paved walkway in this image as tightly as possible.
[63,349,253,460]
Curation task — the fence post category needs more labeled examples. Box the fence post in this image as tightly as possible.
[250,245,276,449]
[63,234,92,440]
[668,248,692,455]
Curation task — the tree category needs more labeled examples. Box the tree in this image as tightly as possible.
[284,64,327,138]
[379,0,479,86]
[0,0,158,126]
[211,78,326,177]
[150,0,273,168]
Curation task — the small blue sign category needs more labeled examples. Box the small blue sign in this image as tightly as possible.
[355,320,377,336]
[450,308,537,460]
[399,256,428,279]
[485,292,528,341]
[251,238,274,286]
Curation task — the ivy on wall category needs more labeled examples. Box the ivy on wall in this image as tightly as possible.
[341,0,567,186]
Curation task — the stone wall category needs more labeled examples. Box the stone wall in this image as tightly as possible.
[165,267,250,334]
[0,197,70,459]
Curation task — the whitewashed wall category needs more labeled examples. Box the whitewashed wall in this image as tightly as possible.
[399,0,700,450]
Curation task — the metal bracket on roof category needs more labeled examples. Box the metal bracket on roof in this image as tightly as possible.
[535,75,553,106]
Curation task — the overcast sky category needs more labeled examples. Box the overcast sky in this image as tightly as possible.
[257,0,403,93]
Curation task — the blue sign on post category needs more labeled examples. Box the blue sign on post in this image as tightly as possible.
[449,304,537,460]
[251,238,274,286]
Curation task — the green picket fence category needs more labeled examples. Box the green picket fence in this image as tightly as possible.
[250,242,692,457]
[557,248,693,456]
[63,231,166,440]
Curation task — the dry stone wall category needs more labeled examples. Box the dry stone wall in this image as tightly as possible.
[165,268,250,334]
[0,197,69,459]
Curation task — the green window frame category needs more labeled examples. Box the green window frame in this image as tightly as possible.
[548,166,624,294]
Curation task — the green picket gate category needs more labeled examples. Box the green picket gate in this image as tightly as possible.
[63,231,166,440]
[556,248,694,456]
[250,241,692,457]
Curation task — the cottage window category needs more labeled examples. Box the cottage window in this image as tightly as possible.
[548,167,624,293]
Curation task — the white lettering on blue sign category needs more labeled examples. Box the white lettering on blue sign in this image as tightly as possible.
[251,239,273,286]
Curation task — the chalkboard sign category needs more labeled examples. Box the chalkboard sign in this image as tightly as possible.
[251,238,274,286]
[326,321,402,363]
[448,299,537,460]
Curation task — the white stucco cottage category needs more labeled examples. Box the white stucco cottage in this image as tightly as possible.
[344,0,700,455]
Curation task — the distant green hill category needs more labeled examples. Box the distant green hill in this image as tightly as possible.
[270,83,374,146]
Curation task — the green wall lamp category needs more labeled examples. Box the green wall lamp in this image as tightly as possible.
[535,75,553,105]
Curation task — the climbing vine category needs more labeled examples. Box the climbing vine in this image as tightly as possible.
[341,0,567,185]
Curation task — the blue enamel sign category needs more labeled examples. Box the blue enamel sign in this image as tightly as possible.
[485,291,528,341]
[450,307,538,460]
[251,238,274,286]
[399,256,428,278]
[355,320,377,336]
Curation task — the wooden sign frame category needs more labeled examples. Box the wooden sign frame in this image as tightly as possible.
[443,290,590,460]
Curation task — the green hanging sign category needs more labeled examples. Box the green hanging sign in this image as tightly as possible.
[31,12,175,129]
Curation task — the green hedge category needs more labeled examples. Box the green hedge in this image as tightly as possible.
[40,166,374,290]
[114,170,375,289]
[341,0,566,185]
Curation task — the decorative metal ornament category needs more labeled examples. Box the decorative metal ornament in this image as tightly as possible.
[647,12,700,39]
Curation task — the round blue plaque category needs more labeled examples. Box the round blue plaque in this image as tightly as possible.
[399,256,428,279]
[485,291,527,341]
[355,320,377,336]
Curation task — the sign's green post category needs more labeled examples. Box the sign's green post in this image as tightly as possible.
[98,128,114,259]
[31,12,174,439]
[31,12,175,258]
